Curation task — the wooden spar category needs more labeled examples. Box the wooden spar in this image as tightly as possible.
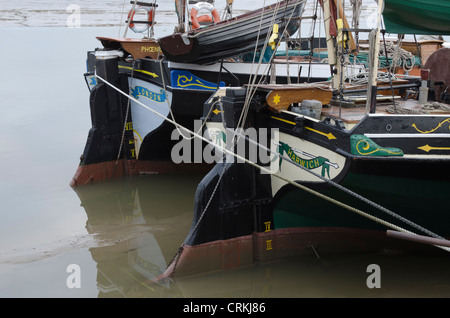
[333,0,356,52]
[320,0,337,68]
[223,0,235,20]
[318,0,356,91]
[387,230,450,249]
[175,0,187,33]
[259,83,333,112]
[365,0,384,114]
[334,0,345,90]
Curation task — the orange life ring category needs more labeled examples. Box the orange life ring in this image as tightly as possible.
[127,6,155,33]
[190,2,220,30]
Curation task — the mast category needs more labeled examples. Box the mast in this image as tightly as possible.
[334,0,345,91]
[365,0,384,114]
[333,0,356,91]
[321,0,337,88]
[175,0,187,33]
[320,0,357,92]
[223,0,235,20]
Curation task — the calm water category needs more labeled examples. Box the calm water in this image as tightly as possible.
[0,1,449,299]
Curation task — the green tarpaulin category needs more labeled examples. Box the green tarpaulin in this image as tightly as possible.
[383,0,450,35]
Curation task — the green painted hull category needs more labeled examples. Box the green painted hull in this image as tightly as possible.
[384,0,450,35]
[274,172,450,238]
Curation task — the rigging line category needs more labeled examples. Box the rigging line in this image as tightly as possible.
[381,30,397,110]
[183,1,295,136]
[95,74,450,254]
[114,60,136,174]
[244,0,300,89]
[146,0,155,38]
[170,157,232,275]
[118,0,127,38]
[157,57,217,141]
[98,268,128,298]
[295,3,307,83]
[222,125,446,242]
[169,104,238,275]
[244,0,270,109]
[242,25,273,128]
[246,0,301,88]
[239,0,280,131]
[239,15,300,133]
[307,0,319,82]
[240,0,305,131]
[123,0,139,38]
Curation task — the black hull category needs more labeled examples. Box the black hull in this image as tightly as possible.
[158,0,305,64]
[164,87,450,276]
[75,44,326,185]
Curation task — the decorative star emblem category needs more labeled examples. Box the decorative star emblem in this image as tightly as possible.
[273,94,281,105]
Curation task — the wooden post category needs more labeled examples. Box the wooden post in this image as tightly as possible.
[365,0,384,114]
[320,0,338,90]
[322,0,337,67]
[175,0,187,33]
[334,0,357,52]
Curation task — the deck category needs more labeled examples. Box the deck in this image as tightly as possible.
[322,99,450,124]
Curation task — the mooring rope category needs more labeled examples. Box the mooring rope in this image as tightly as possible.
[165,1,308,274]
[95,73,450,254]
[224,126,446,242]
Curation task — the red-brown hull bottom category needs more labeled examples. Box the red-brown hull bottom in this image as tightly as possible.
[70,159,213,187]
[160,227,437,278]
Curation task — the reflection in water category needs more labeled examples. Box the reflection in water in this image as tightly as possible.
[74,175,450,298]
[74,174,203,297]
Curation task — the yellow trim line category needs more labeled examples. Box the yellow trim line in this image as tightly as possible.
[271,116,337,140]
[270,116,295,125]
[119,66,159,78]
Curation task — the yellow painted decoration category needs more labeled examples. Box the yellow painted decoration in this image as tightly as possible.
[270,116,337,140]
[418,144,450,153]
[266,240,273,251]
[305,127,337,140]
[336,18,347,44]
[176,75,218,90]
[119,66,159,78]
[412,118,450,134]
[270,116,295,125]
[268,24,279,50]
[140,45,161,53]
[273,94,281,105]
[264,221,272,232]
[351,135,403,157]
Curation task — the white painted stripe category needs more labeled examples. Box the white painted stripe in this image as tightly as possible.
[368,113,450,118]
[365,133,450,138]
[403,154,450,159]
